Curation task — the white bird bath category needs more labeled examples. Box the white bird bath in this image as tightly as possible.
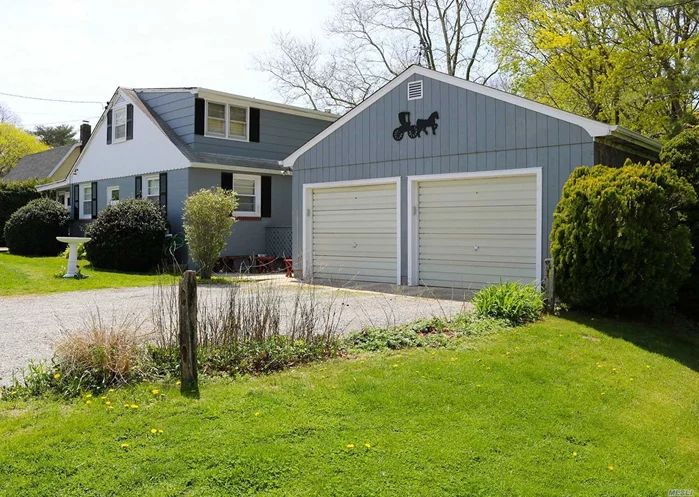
[57,236,91,278]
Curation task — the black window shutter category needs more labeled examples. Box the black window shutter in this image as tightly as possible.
[91,181,98,219]
[72,184,79,220]
[106,109,113,144]
[159,172,168,215]
[195,98,205,135]
[261,175,271,218]
[126,104,134,140]
[135,176,142,199]
[249,107,260,142]
[221,172,233,190]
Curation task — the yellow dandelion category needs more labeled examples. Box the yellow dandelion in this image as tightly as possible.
[85,394,92,399]
[158,429,163,433]
[175,380,181,386]
[107,406,114,410]
[85,400,92,405]
[151,389,160,395]
[108,389,115,392]
[151,428,157,434]
[105,400,111,406]
[601,392,605,395]
[100,396,107,400]
[255,412,261,417]
[646,365,650,369]
[130,404,139,409]
[124,403,130,407]
[608,466,614,471]
[572,451,577,457]
[53,373,61,379]
[392,364,399,367]
[120,443,129,448]
[346,444,354,448]
[365,443,371,448]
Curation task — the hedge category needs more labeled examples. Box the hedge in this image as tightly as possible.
[0,179,43,245]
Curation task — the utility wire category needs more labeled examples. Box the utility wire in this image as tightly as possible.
[0,91,103,105]
[23,116,101,127]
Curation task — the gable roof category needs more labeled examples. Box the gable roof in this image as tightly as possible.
[4,144,79,182]
[283,65,662,168]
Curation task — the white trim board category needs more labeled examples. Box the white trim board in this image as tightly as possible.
[302,177,401,285]
[283,66,661,168]
[406,167,543,287]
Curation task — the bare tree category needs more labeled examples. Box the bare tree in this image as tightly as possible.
[254,0,497,113]
[0,103,21,126]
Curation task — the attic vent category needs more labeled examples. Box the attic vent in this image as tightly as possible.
[407,80,423,101]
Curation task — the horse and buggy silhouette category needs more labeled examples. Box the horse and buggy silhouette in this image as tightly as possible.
[392,111,439,141]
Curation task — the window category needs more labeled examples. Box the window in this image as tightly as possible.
[232,174,260,216]
[113,106,127,143]
[57,191,70,211]
[206,101,248,141]
[80,184,92,219]
[145,175,160,202]
[107,186,120,205]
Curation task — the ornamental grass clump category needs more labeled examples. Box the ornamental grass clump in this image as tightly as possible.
[472,282,544,325]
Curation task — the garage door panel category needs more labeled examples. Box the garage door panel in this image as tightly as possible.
[416,174,538,289]
[310,182,397,284]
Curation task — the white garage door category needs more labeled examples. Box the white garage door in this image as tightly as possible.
[310,182,398,283]
[416,174,538,289]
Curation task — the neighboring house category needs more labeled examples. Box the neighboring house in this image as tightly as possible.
[284,65,662,289]
[38,87,336,260]
[4,123,91,209]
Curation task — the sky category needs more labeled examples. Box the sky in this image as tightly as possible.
[0,0,333,132]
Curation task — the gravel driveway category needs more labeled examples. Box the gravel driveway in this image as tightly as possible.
[0,280,468,385]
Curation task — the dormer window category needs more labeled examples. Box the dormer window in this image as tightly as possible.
[206,101,249,141]
[113,106,127,143]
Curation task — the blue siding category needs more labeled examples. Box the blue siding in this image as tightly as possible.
[291,73,596,281]
[138,92,195,145]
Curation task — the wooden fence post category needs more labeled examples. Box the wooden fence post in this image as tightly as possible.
[543,258,555,314]
[179,270,199,397]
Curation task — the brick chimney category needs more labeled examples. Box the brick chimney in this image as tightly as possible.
[79,121,91,149]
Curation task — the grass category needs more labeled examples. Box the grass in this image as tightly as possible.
[1,314,698,496]
[0,253,245,296]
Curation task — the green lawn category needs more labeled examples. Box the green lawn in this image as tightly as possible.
[0,252,167,296]
[1,315,697,496]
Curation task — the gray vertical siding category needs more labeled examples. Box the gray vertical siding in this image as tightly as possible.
[188,168,292,256]
[138,92,196,145]
[291,73,596,280]
[191,109,332,161]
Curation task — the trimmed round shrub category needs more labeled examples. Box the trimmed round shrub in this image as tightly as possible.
[85,198,167,272]
[551,162,696,315]
[0,179,43,245]
[4,198,70,255]
[472,282,543,325]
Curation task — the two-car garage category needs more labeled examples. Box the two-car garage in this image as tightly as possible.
[302,169,541,289]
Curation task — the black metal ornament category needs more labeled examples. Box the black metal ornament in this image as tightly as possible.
[392,111,439,141]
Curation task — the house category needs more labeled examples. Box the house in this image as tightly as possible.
[37,87,336,260]
[284,65,662,289]
[4,123,91,209]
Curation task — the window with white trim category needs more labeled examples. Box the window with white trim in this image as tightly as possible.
[113,106,127,143]
[232,174,260,216]
[57,191,70,211]
[80,184,92,219]
[145,175,160,202]
[107,186,120,205]
[206,101,249,141]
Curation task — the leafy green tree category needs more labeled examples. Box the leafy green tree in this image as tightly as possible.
[31,124,77,147]
[0,123,50,176]
[494,0,699,139]
[660,126,699,319]
[551,161,696,315]
[183,188,238,279]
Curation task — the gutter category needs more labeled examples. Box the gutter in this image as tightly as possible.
[608,126,662,154]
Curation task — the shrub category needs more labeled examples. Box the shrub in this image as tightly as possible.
[472,282,543,325]
[661,127,699,320]
[0,179,43,245]
[62,242,86,260]
[551,162,696,315]
[3,197,69,255]
[183,187,237,279]
[85,198,167,272]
